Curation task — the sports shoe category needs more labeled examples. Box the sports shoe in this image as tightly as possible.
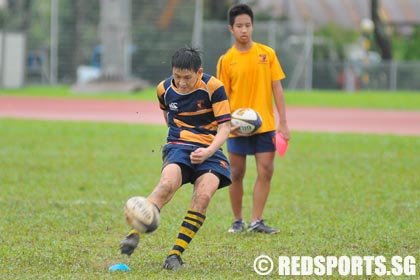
[247,219,279,234]
[163,254,184,270]
[228,219,245,233]
[119,230,140,256]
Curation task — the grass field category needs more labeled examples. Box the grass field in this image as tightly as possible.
[0,88,419,279]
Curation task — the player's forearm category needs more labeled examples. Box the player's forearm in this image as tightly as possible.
[276,101,288,125]
[272,81,288,125]
[207,121,231,154]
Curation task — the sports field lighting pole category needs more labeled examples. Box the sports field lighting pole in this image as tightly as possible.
[0,31,5,88]
[50,0,58,85]
[192,0,203,50]
[100,0,131,80]
[360,18,374,87]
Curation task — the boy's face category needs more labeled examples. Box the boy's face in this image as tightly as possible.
[229,14,253,44]
[172,67,202,93]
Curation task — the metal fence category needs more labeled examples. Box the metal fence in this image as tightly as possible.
[1,0,419,91]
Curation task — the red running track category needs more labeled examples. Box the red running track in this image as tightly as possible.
[1,96,419,136]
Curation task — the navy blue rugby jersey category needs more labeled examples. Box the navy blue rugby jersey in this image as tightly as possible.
[156,73,231,147]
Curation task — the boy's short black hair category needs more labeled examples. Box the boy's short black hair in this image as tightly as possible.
[228,3,254,26]
[171,47,202,72]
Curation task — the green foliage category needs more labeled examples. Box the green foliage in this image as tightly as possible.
[57,1,100,80]
[203,0,232,20]
[307,20,420,62]
[314,24,359,60]
[0,9,5,28]
[0,119,419,279]
[0,0,31,31]
[130,1,196,83]
[392,26,420,61]
[25,1,51,50]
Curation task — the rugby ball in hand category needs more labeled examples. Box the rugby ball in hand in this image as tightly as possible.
[231,108,262,135]
[124,196,160,233]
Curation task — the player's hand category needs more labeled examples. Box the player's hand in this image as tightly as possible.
[230,125,248,137]
[190,148,212,164]
[278,123,291,141]
[230,124,240,133]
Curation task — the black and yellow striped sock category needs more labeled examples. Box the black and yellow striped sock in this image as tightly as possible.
[168,209,206,256]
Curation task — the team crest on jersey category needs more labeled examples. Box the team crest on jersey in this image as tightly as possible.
[219,160,228,169]
[259,54,267,63]
[169,102,179,111]
[196,99,205,110]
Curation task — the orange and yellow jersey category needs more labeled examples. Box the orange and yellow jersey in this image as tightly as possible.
[217,42,285,135]
[157,73,231,147]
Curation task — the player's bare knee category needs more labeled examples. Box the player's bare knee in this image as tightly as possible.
[152,181,177,200]
[231,166,246,181]
[257,164,274,178]
[191,193,212,213]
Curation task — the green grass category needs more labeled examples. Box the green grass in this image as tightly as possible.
[0,119,419,279]
[285,90,420,110]
[1,86,420,110]
[0,86,157,101]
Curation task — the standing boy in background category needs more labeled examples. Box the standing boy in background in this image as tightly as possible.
[217,3,290,234]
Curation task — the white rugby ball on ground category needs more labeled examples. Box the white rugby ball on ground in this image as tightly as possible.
[231,108,262,135]
[124,196,160,233]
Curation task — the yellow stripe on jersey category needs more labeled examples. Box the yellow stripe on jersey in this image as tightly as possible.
[212,100,231,119]
[179,130,215,145]
[174,118,194,128]
[177,108,213,116]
